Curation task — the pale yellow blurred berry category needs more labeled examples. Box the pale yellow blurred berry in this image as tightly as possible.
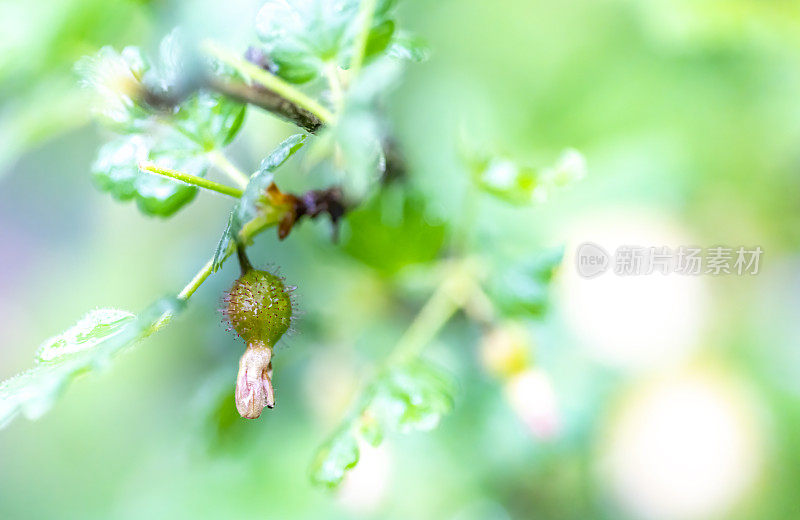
[479,322,532,378]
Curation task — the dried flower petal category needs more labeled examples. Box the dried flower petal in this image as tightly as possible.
[235,341,274,418]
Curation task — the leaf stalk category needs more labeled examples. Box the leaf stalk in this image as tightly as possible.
[139,162,244,198]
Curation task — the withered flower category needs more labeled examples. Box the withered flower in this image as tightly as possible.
[235,341,274,418]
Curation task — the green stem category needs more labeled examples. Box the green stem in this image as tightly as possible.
[325,62,345,115]
[175,210,280,302]
[139,162,244,198]
[452,175,479,255]
[206,150,250,189]
[178,258,215,301]
[349,0,378,81]
[236,245,253,275]
[238,214,273,242]
[202,40,334,124]
[388,259,479,364]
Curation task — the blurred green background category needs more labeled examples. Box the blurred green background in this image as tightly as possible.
[2,0,800,519]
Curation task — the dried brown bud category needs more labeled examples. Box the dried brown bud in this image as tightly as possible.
[235,341,274,419]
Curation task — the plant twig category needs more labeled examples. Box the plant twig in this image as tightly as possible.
[176,214,268,302]
[140,72,325,134]
[178,258,215,301]
[207,76,324,134]
[202,40,334,124]
[388,259,480,364]
[174,183,349,303]
[324,63,345,116]
[349,0,378,81]
[206,149,250,188]
[139,162,244,198]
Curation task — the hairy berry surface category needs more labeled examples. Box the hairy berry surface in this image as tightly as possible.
[225,269,293,346]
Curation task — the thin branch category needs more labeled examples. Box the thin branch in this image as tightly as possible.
[349,0,378,81]
[140,72,325,135]
[388,259,480,364]
[175,184,349,302]
[324,63,345,116]
[202,40,334,124]
[207,76,324,134]
[178,258,215,301]
[139,162,244,198]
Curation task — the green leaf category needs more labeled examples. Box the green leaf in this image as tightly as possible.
[363,20,396,59]
[147,30,247,149]
[309,113,384,199]
[36,309,135,362]
[543,148,587,189]
[469,149,586,205]
[212,134,308,270]
[75,45,151,132]
[254,0,398,83]
[342,185,446,275]
[91,135,202,217]
[304,58,403,200]
[255,133,308,173]
[81,31,246,217]
[470,157,539,205]
[485,246,565,319]
[309,360,455,488]
[0,298,184,430]
[265,52,322,85]
[388,32,431,62]
[171,92,247,149]
[309,428,360,488]
[357,411,383,446]
[212,212,240,272]
[366,361,456,433]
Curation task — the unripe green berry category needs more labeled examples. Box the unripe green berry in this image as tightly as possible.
[225,269,294,347]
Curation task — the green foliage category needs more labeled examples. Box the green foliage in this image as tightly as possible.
[200,385,244,451]
[256,134,309,173]
[0,299,184,429]
[484,246,565,319]
[342,186,446,274]
[91,135,203,217]
[171,92,246,149]
[36,309,135,362]
[469,149,586,205]
[0,0,152,175]
[3,0,579,498]
[9,0,800,516]
[310,360,455,488]
[235,132,307,228]
[388,32,431,62]
[310,428,361,488]
[78,31,246,217]
[305,57,402,199]
[362,360,455,435]
[255,0,398,83]
[75,46,150,131]
[213,134,308,270]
